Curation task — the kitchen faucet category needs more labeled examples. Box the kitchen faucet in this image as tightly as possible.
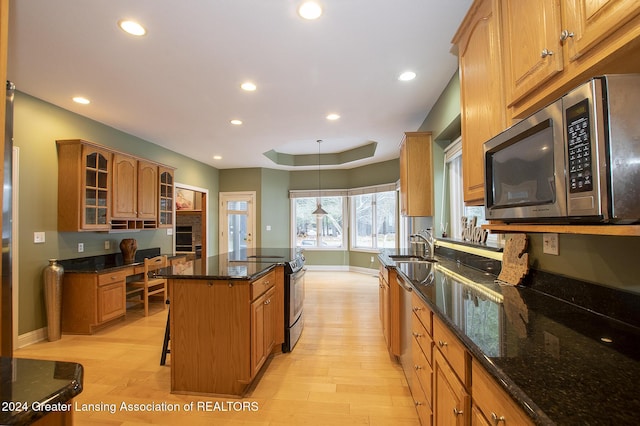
[410,228,436,260]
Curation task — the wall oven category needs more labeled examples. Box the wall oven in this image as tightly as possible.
[484,74,640,223]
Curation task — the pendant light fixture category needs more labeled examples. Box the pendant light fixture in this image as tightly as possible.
[312,139,328,217]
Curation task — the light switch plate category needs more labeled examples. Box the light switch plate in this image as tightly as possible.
[543,233,559,255]
[34,232,45,244]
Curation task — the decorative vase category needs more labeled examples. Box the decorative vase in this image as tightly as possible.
[120,238,138,264]
[43,259,64,342]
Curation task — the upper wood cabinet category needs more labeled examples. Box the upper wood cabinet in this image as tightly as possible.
[453,0,506,206]
[564,0,640,61]
[399,132,434,216]
[501,0,640,116]
[501,0,564,106]
[57,139,174,232]
[158,167,175,228]
[112,155,158,225]
[137,160,158,220]
[57,140,112,231]
[112,154,138,219]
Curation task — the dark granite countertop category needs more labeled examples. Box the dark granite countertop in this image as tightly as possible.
[58,247,164,273]
[155,248,301,280]
[379,249,640,426]
[0,357,83,425]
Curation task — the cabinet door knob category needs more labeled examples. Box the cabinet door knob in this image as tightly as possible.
[540,48,554,58]
[414,365,423,370]
[412,306,423,312]
[438,340,448,347]
[415,401,424,407]
[560,29,574,41]
[491,412,506,424]
[412,332,423,338]
[453,407,463,416]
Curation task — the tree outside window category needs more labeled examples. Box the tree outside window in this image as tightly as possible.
[294,196,344,248]
[352,191,396,249]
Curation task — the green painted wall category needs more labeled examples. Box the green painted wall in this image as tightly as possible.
[261,169,291,248]
[14,92,219,334]
[419,71,462,239]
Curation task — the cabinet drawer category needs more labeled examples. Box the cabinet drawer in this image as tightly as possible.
[411,337,433,408]
[412,314,432,366]
[98,269,130,286]
[251,270,275,300]
[472,359,534,426]
[411,292,431,335]
[433,315,468,386]
[411,370,433,426]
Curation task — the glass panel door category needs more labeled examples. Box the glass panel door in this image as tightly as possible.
[219,192,256,254]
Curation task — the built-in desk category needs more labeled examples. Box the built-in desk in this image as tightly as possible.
[58,249,185,334]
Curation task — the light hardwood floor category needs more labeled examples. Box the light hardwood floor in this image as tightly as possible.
[16,271,419,425]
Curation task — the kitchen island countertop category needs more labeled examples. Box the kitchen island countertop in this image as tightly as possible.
[379,249,640,425]
[155,248,301,280]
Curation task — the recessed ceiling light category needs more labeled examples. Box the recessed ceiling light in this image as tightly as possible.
[398,71,417,81]
[298,1,323,20]
[72,96,90,105]
[230,119,243,125]
[118,20,147,36]
[240,82,257,91]
[326,113,340,120]
[213,155,222,160]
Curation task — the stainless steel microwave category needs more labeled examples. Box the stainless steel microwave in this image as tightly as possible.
[484,74,640,224]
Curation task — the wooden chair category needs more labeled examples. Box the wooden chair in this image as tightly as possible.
[127,255,168,316]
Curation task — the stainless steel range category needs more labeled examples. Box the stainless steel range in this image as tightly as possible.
[283,254,305,352]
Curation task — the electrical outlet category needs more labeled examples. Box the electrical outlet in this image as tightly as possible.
[166,228,173,236]
[34,232,45,244]
[104,240,110,250]
[543,233,559,255]
[370,256,375,263]
[78,243,84,253]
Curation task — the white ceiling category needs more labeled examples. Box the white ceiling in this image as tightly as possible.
[7,0,472,170]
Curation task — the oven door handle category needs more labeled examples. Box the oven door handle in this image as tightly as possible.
[291,267,307,280]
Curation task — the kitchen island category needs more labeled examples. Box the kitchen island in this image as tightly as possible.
[379,248,640,425]
[156,249,299,397]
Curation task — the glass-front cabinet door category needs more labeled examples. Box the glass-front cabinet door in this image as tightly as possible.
[81,145,111,230]
[158,167,174,227]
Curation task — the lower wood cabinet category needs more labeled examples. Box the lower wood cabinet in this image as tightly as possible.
[434,349,470,425]
[379,264,400,357]
[62,269,130,334]
[251,285,276,377]
[403,291,534,426]
[472,358,534,426]
[170,268,281,396]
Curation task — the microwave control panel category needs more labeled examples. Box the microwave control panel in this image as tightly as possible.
[566,99,593,193]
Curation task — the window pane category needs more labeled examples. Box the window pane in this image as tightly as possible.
[295,198,318,248]
[376,191,396,248]
[318,196,343,248]
[294,196,344,249]
[354,194,373,248]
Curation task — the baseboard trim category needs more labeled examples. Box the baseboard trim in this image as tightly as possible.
[17,327,47,348]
